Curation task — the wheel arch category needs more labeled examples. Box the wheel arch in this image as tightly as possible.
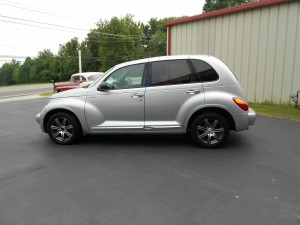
[43,109,83,135]
[186,107,236,132]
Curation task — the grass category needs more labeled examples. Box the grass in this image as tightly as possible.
[40,92,54,97]
[249,103,300,121]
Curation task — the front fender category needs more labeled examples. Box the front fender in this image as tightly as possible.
[42,96,88,134]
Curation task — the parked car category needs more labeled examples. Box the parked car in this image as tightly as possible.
[36,55,256,148]
[52,72,104,93]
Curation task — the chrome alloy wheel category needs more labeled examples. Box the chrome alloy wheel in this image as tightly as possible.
[191,112,229,148]
[196,118,225,145]
[50,117,73,142]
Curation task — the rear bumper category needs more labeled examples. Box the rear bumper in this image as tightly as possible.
[248,108,256,126]
[233,108,256,131]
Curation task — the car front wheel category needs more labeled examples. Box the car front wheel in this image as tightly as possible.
[46,112,81,145]
[191,112,229,148]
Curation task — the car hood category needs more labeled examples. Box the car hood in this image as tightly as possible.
[50,86,88,99]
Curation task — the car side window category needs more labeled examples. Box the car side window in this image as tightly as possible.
[151,60,191,86]
[191,59,219,82]
[104,63,145,90]
[71,76,81,82]
[81,76,87,82]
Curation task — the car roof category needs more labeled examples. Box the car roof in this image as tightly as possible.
[113,55,215,70]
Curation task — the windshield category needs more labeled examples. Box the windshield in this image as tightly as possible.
[88,74,102,81]
[88,67,115,88]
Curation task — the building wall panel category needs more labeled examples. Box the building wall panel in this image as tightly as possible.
[282,3,299,101]
[197,21,204,53]
[214,17,223,59]
[234,13,245,81]
[181,24,187,54]
[208,18,216,54]
[292,3,300,95]
[221,16,229,63]
[256,8,269,102]
[264,7,278,102]
[191,22,198,54]
[203,20,210,54]
[240,10,252,96]
[227,14,237,72]
[273,4,288,103]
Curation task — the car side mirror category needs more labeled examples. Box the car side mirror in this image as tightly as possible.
[97,82,109,91]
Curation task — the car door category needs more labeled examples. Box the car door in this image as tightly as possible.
[144,59,205,132]
[85,63,146,132]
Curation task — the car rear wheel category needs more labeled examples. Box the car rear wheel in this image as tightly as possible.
[191,112,229,148]
[46,112,81,145]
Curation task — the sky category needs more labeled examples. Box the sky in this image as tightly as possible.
[0,0,205,66]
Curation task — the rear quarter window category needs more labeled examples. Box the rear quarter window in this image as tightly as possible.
[191,59,219,82]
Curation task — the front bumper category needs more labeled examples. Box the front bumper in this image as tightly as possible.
[36,112,47,133]
[248,108,256,126]
[36,112,41,123]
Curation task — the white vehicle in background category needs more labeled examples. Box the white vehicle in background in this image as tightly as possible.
[53,72,104,92]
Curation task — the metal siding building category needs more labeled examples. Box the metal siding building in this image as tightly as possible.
[165,0,300,103]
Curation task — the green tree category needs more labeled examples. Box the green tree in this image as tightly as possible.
[87,14,145,71]
[13,57,33,84]
[56,38,81,81]
[142,17,178,57]
[30,49,55,82]
[80,40,99,73]
[203,0,256,12]
[0,60,20,85]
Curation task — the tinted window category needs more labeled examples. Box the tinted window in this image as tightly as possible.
[104,63,145,90]
[151,60,191,86]
[191,59,219,82]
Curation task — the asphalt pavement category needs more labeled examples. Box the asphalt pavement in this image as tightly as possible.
[0,98,299,225]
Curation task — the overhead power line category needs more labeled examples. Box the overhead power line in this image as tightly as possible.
[0,0,94,24]
[0,55,35,58]
[0,15,144,38]
[0,44,43,48]
[0,15,88,32]
[0,19,87,34]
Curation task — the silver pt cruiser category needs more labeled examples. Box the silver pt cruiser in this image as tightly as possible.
[36,55,256,148]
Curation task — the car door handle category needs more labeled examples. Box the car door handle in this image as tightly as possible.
[186,89,200,95]
[131,93,144,98]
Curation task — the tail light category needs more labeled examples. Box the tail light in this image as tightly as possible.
[233,97,249,111]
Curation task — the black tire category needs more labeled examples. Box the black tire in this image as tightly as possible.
[191,112,229,148]
[57,89,61,93]
[46,112,81,145]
